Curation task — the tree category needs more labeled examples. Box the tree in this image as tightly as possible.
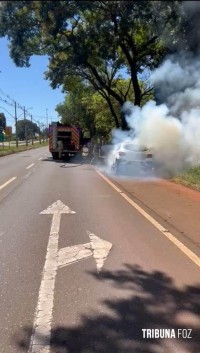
[56,79,96,135]
[56,88,115,137]
[84,1,182,105]
[55,77,141,136]
[89,92,116,137]
[0,1,182,129]
[0,113,6,130]
[16,119,40,140]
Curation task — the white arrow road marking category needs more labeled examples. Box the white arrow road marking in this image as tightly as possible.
[29,200,112,353]
[29,201,112,353]
[58,242,92,267]
[40,200,76,215]
[58,231,112,272]
[89,232,112,272]
[29,201,75,353]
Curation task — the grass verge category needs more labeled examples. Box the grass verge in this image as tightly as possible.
[172,166,200,192]
[0,141,48,157]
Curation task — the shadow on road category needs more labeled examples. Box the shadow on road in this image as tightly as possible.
[41,155,94,164]
[13,264,200,353]
[41,155,106,171]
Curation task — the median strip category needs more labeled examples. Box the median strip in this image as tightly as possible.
[0,177,17,191]
[26,163,35,170]
[96,170,200,269]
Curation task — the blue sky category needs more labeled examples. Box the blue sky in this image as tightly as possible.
[0,38,65,130]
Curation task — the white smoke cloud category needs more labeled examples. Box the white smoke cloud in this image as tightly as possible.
[111,57,200,176]
[151,58,200,115]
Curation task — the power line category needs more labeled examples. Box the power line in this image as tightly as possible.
[0,96,14,107]
[32,115,47,119]
[0,89,31,113]
[0,88,15,105]
[0,89,51,127]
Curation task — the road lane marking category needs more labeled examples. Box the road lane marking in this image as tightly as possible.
[0,177,17,191]
[29,201,76,353]
[26,163,35,170]
[96,170,200,268]
[30,201,112,353]
[38,157,43,161]
[58,231,112,272]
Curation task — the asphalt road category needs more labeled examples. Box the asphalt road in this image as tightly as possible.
[0,147,199,353]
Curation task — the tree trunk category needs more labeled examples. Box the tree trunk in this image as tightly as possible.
[121,110,129,130]
[87,63,124,107]
[104,95,120,129]
[131,66,142,106]
[118,41,142,107]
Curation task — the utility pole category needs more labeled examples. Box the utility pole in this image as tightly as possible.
[31,115,34,145]
[42,124,45,142]
[46,109,48,142]
[14,101,18,147]
[23,106,28,146]
[37,120,42,144]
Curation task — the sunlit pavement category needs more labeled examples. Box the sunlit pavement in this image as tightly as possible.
[0,149,199,353]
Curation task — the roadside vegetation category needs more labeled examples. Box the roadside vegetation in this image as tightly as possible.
[173,166,200,192]
[0,141,48,157]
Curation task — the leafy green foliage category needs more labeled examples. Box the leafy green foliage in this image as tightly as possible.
[0,1,182,129]
[56,80,96,133]
[16,119,40,140]
[55,77,148,136]
[0,113,6,129]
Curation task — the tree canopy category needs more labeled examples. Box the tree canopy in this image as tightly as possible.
[17,119,40,140]
[55,76,153,137]
[0,112,6,130]
[0,1,189,131]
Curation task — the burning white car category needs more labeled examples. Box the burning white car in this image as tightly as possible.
[110,141,153,175]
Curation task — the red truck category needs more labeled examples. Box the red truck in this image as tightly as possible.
[48,122,83,159]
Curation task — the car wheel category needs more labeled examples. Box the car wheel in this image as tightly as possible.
[113,159,121,175]
[111,161,116,174]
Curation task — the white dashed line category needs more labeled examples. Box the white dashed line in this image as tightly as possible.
[96,170,200,268]
[0,177,17,191]
[26,163,35,170]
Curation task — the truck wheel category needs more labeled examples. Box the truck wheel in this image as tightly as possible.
[52,153,59,160]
